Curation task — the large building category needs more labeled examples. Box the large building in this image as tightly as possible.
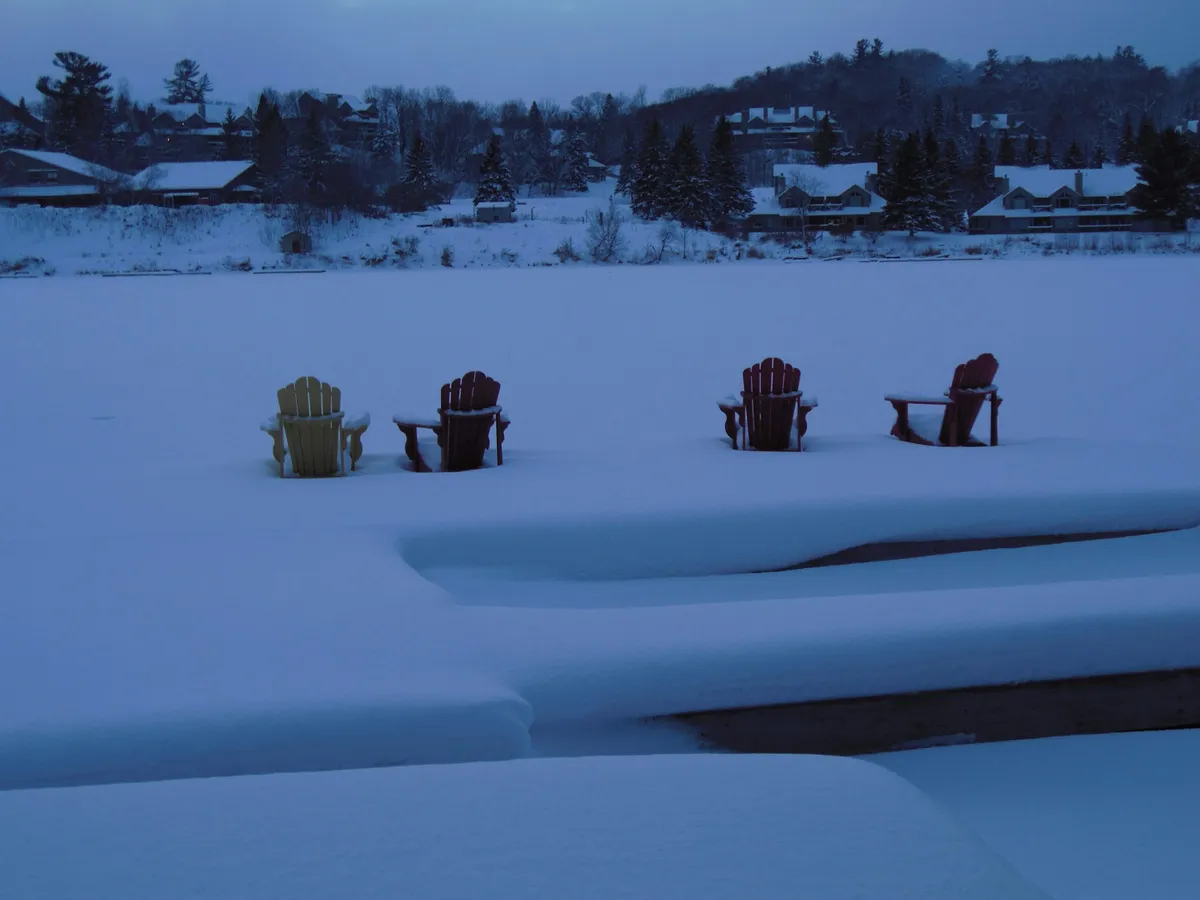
[0,148,125,207]
[969,165,1142,234]
[723,107,839,151]
[747,163,884,233]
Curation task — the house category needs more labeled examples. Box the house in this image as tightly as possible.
[130,101,254,164]
[0,148,126,207]
[475,200,515,223]
[133,160,260,206]
[294,92,379,145]
[970,113,1036,137]
[585,153,610,182]
[747,163,884,233]
[969,166,1143,234]
[723,107,839,150]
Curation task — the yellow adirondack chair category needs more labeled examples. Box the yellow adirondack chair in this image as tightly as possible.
[261,376,370,477]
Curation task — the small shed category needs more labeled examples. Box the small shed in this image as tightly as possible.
[476,201,515,224]
[280,231,312,254]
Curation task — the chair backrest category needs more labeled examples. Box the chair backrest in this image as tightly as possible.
[940,354,999,445]
[441,371,501,412]
[949,353,999,393]
[279,376,341,418]
[742,357,800,397]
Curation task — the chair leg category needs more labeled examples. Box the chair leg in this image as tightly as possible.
[495,413,504,466]
[991,396,1002,447]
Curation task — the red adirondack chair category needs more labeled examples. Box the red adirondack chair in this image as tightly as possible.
[717,357,818,451]
[393,371,509,472]
[886,354,1002,447]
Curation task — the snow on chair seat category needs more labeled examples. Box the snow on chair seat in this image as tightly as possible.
[261,376,370,477]
[886,353,1001,447]
[393,371,508,473]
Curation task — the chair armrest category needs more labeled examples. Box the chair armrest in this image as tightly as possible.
[885,393,954,406]
[278,411,345,423]
[439,405,502,418]
[718,393,743,409]
[392,413,441,428]
[342,411,371,431]
[260,415,281,434]
[799,394,818,408]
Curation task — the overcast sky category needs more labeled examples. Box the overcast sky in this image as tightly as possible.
[1,0,1195,108]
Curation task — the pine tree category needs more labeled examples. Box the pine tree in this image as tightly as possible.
[1062,140,1086,169]
[880,132,938,235]
[981,48,1003,83]
[871,38,884,58]
[1092,142,1109,168]
[1116,113,1137,165]
[252,94,289,197]
[615,128,638,195]
[475,134,515,204]
[932,95,945,134]
[706,115,754,228]
[997,132,1016,166]
[1136,117,1157,164]
[296,109,333,202]
[631,119,669,219]
[219,108,244,161]
[562,128,590,192]
[665,125,709,228]
[403,129,437,190]
[1041,137,1056,168]
[524,101,551,192]
[872,129,890,173]
[923,128,955,231]
[971,136,995,200]
[1130,128,1200,228]
[36,51,113,156]
[1022,134,1039,166]
[808,51,823,67]
[950,96,963,133]
[943,138,962,177]
[164,59,209,104]
[598,93,620,162]
[813,113,838,166]
[853,39,870,65]
[896,77,913,114]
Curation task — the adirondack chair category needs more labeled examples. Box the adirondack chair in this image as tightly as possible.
[885,354,1002,447]
[717,357,819,451]
[393,371,509,473]
[260,376,370,477]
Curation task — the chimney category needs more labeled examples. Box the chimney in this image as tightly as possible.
[198,102,206,122]
[1074,171,1084,195]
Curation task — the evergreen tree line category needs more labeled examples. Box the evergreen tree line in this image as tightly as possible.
[618,116,754,230]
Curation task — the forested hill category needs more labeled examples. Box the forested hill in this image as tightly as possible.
[636,43,1200,153]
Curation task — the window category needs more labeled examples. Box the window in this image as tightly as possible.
[1055,196,1073,209]
[1010,195,1027,209]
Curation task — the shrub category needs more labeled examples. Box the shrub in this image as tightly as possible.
[441,246,454,267]
[554,238,581,262]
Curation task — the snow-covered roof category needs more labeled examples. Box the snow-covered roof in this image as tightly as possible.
[476,200,513,209]
[971,195,1132,218]
[1177,120,1198,134]
[774,163,877,196]
[998,165,1140,198]
[133,161,255,191]
[154,103,244,125]
[750,186,779,214]
[0,184,100,199]
[2,149,123,183]
[729,106,834,125]
[971,113,1021,130]
[751,183,886,217]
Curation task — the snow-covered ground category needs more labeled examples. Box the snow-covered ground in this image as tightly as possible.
[3,178,1198,275]
[0,754,1048,900]
[3,258,1199,792]
[872,729,1200,900]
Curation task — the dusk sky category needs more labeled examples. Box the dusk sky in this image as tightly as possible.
[1,0,1195,108]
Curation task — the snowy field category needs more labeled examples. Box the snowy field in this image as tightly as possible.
[3,256,1200,793]
[4,255,1200,897]
[873,729,1200,900]
[3,178,1198,276]
[0,754,1048,900]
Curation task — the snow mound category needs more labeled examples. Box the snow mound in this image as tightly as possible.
[0,754,1048,900]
